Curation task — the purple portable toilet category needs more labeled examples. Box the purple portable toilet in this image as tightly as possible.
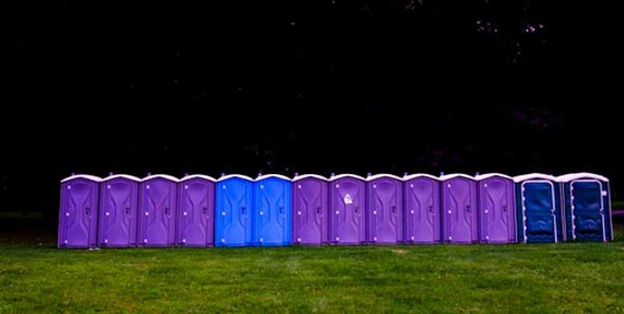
[440,174,478,244]
[138,174,179,247]
[292,174,329,245]
[177,175,216,247]
[403,174,441,244]
[98,174,141,247]
[366,174,403,245]
[58,174,102,248]
[328,174,366,245]
[476,173,517,244]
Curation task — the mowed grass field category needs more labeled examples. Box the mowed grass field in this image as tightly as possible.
[1,224,624,313]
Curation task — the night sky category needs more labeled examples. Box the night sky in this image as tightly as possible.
[0,1,621,220]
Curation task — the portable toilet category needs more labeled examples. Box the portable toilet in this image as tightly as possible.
[58,174,102,248]
[403,174,441,244]
[138,174,178,247]
[177,174,216,247]
[514,173,564,243]
[475,173,517,244]
[556,173,613,242]
[328,174,366,245]
[215,174,254,247]
[366,174,403,245]
[98,174,141,247]
[440,174,478,244]
[292,174,328,245]
[252,174,293,246]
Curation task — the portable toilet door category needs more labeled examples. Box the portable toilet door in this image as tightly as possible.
[253,174,293,246]
[98,174,141,247]
[138,174,178,247]
[177,175,216,247]
[58,175,101,248]
[403,174,441,244]
[557,173,613,242]
[476,173,517,244]
[328,174,366,245]
[366,174,403,245]
[292,174,328,245]
[215,174,254,247]
[514,173,563,243]
[441,174,478,244]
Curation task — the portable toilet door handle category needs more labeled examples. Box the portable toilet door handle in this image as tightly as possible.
[85,206,90,216]
[241,207,246,215]
[355,206,359,214]
[466,205,471,213]
[279,206,284,214]
[316,206,322,214]
[429,205,433,213]
[502,205,508,212]
[125,206,131,215]
[165,206,170,215]
[391,206,396,214]
[203,206,208,215]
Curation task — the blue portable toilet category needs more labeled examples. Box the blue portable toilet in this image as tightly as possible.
[253,174,293,246]
[556,173,613,242]
[215,174,254,247]
[513,173,564,243]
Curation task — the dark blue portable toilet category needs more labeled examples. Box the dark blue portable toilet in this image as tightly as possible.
[514,173,564,243]
[215,174,254,247]
[253,174,293,246]
[557,173,613,242]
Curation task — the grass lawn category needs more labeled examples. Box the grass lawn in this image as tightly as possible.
[1,225,624,313]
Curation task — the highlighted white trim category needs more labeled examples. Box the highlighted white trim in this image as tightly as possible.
[256,174,292,181]
[366,173,403,181]
[293,174,328,181]
[179,174,217,182]
[329,174,366,181]
[102,174,141,182]
[440,173,476,181]
[475,173,513,181]
[217,174,255,182]
[142,174,180,182]
[513,173,556,183]
[403,173,440,181]
[61,174,103,183]
[556,172,609,182]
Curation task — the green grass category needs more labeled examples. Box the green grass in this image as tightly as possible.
[1,226,624,313]
[613,200,624,209]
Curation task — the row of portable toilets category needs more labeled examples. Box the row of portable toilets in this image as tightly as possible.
[58,172,614,248]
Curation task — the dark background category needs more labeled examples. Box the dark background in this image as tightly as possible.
[0,1,621,226]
